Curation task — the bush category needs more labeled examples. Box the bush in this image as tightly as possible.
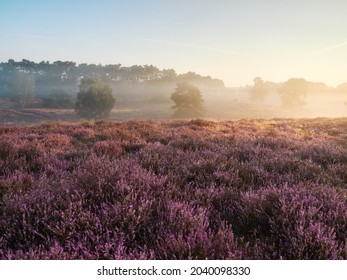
[75,77,115,119]
[42,90,74,109]
[171,82,204,118]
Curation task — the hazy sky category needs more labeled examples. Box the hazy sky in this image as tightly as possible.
[1,0,347,87]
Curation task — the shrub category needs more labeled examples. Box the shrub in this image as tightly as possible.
[171,82,204,118]
[75,77,115,119]
[42,90,74,109]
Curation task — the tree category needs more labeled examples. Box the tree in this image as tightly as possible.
[171,82,204,118]
[11,71,35,109]
[75,77,115,119]
[278,78,308,109]
[249,77,268,103]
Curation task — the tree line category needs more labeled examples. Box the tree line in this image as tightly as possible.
[0,59,224,118]
[0,59,224,98]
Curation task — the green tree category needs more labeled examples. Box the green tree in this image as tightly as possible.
[249,77,268,103]
[278,78,308,109]
[171,82,204,118]
[75,77,115,119]
[11,71,35,109]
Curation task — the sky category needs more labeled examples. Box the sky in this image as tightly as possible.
[1,0,347,87]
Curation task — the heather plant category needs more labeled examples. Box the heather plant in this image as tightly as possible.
[0,118,346,259]
[216,184,347,259]
[92,140,123,157]
[0,139,15,161]
[154,202,239,259]
[41,133,71,151]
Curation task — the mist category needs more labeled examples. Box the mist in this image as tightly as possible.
[0,59,346,124]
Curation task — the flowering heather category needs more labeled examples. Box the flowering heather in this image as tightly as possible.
[0,118,346,259]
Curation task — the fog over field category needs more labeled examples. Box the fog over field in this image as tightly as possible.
[0,59,346,124]
[1,1,347,124]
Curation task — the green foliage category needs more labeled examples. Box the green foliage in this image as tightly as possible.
[171,82,204,118]
[11,71,35,109]
[42,89,74,109]
[75,77,115,119]
[278,78,308,109]
[249,77,268,103]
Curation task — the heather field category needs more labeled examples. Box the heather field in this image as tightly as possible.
[0,118,347,260]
